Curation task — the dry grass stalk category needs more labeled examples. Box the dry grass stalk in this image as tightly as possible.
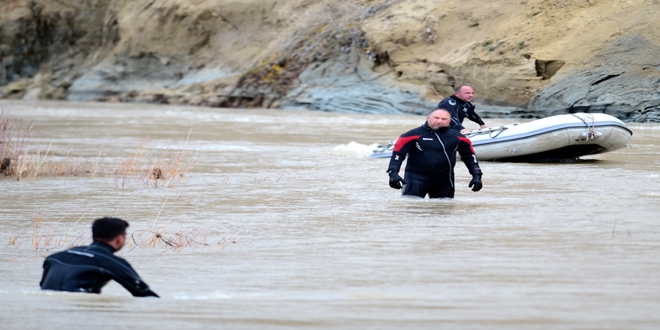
[217,236,244,250]
[113,113,198,188]
[129,227,210,251]
[146,191,172,246]
[146,146,200,188]
[53,145,73,176]
[1,110,94,179]
[123,193,215,251]
[114,139,149,187]
[91,144,104,178]
[1,108,34,180]
[31,143,52,178]
[5,230,20,249]
[61,208,93,245]
[2,108,196,183]
[13,212,91,251]
[116,124,199,188]
[8,211,225,252]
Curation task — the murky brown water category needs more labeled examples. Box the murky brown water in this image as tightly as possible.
[1,100,659,329]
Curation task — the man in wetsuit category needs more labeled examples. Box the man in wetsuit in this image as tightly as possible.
[436,85,488,134]
[387,108,483,198]
[40,217,159,297]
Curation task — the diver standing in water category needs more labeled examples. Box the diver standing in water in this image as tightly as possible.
[437,85,488,134]
[40,217,159,297]
[387,108,483,198]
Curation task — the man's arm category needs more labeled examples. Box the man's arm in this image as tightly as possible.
[39,260,51,288]
[387,134,418,173]
[387,134,418,189]
[115,272,159,297]
[108,258,159,297]
[456,135,483,192]
[466,105,486,128]
[456,135,481,175]
[450,117,467,132]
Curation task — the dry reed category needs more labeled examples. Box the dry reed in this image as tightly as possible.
[114,115,199,188]
[7,204,229,253]
[28,211,93,251]
[1,107,34,179]
[5,215,194,252]
[1,110,94,179]
[2,109,210,254]
[1,109,198,185]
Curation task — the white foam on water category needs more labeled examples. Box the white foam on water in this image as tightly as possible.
[173,291,234,300]
[330,141,379,157]
[173,291,282,300]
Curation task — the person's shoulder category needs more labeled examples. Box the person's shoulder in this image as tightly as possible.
[44,250,67,260]
[84,243,129,264]
[46,245,89,258]
[437,96,452,105]
[96,251,136,271]
[438,96,460,109]
[113,255,132,266]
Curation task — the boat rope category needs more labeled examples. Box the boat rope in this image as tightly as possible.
[465,126,508,138]
[490,128,507,138]
[571,113,596,140]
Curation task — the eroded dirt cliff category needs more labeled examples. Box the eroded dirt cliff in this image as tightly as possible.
[1,0,659,121]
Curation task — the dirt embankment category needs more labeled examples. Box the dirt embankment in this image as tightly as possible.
[1,0,659,121]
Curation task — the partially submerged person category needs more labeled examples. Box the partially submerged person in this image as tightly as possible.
[40,217,159,297]
[436,85,488,134]
[387,108,483,198]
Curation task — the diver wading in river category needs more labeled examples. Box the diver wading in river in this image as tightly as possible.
[40,217,159,297]
[387,108,483,198]
[436,85,488,134]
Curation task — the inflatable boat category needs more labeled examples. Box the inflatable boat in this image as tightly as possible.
[368,113,633,162]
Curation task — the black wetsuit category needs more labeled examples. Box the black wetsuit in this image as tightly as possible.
[40,241,159,297]
[387,122,481,198]
[436,95,485,131]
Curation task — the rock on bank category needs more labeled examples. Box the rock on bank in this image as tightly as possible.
[0,0,658,122]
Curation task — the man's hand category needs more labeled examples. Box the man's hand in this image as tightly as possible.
[469,173,482,192]
[479,124,488,129]
[460,129,470,134]
[388,171,406,189]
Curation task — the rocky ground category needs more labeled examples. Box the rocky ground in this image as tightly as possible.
[1,0,659,121]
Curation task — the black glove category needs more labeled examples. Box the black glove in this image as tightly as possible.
[469,173,482,192]
[388,171,406,189]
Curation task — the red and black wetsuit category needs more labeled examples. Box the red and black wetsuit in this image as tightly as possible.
[387,122,481,198]
[437,95,485,131]
[40,241,159,297]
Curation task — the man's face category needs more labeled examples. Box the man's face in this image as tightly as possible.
[455,86,475,102]
[427,109,451,130]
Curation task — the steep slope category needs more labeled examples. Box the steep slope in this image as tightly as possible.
[1,0,658,121]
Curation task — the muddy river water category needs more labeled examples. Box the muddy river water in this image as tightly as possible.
[1,100,659,329]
